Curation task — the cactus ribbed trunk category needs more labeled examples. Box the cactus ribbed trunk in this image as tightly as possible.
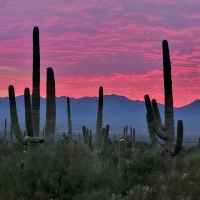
[32,26,40,137]
[45,67,56,145]
[67,97,72,142]
[25,88,34,137]
[94,86,103,172]
[10,123,13,144]
[162,40,175,174]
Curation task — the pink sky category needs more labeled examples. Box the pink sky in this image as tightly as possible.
[1,0,200,107]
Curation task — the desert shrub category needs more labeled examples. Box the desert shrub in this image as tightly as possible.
[0,143,25,199]
[167,151,200,200]
[135,141,153,152]
[127,150,164,186]
[2,139,200,199]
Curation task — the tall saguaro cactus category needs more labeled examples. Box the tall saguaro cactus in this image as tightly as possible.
[67,97,72,142]
[32,26,40,137]
[94,86,103,172]
[144,40,183,175]
[45,67,56,144]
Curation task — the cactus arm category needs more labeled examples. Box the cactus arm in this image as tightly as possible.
[25,136,44,144]
[145,95,167,140]
[45,67,56,143]
[172,120,183,156]
[24,88,34,137]
[101,127,105,143]
[146,113,163,154]
[152,99,165,130]
[99,124,109,156]
[8,85,26,145]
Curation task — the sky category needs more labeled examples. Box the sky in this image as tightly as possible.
[1,0,200,107]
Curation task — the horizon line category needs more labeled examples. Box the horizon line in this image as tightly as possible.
[1,93,198,109]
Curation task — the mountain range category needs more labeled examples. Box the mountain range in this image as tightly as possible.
[0,95,200,137]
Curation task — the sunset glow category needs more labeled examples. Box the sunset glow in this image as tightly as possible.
[1,0,200,107]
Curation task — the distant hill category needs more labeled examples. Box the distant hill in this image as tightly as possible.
[1,95,200,140]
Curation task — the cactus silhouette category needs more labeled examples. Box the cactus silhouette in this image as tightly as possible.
[32,26,40,137]
[99,124,110,156]
[67,97,72,142]
[8,85,44,163]
[89,131,92,150]
[131,127,136,150]
[144,40,183,175]
[45,67,56,144]
[118,139,127,177]
[82,125,92,153]
[94,86,103,172]
[4,118,7,141]
[82,125,89,145]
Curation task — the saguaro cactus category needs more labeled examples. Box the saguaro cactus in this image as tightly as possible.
[4,118,7,140]
[99,124,110,156]
[45,67,56,144]
[82,125,89,145]
[94,86,103,172]
[144,40,183,175]
[82,125,92,153]
[118,139,127,177]
[24,87,42,163]
[89,131,92,150]
[8,85,44,163]
[32,26,40,137]
[67,97,72,142]
[132,128,136,150]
